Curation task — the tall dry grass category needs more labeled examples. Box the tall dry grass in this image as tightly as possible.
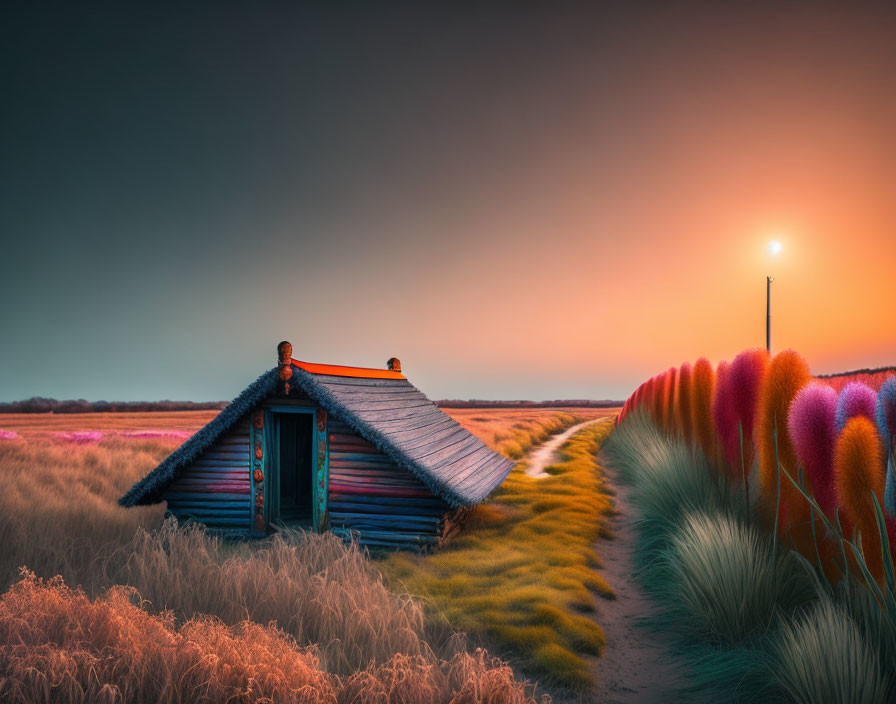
[0,410,561,702]
[0,437,171,591]
[0,570,542,704]
[116,521,438,675]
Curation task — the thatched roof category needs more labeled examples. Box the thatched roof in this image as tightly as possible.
[120,362,513,509]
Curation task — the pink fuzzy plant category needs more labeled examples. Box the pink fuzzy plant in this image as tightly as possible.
[119,430,192,440]
[835,382,877,434]
[53,431,104,443]
[713,349,769,481]
[787,382,839,517]
[0,429,20,441]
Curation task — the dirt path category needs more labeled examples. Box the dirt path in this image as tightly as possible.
[524,419,605,477]
[590,460,685,703]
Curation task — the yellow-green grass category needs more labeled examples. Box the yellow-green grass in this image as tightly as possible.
[382,418,617,689]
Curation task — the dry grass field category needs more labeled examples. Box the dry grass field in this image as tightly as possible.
[0,409,218,439]
[0,406,612,702]
[447,407,616,458]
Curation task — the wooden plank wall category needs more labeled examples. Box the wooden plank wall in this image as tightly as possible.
[327,417,452,551]
[163,419,252,530]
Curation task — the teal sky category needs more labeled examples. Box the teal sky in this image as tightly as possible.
[2,3,895,403]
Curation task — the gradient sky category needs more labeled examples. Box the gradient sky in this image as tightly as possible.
[2,2,895,402]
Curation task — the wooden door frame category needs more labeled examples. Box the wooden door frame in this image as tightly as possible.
[265,407,318,529]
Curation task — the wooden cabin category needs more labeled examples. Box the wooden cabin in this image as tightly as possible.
[120,341,514,550]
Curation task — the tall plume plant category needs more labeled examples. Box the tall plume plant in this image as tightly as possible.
[713,349,769,501]
[691,358,717,464]
[876,378,896,516]
[835,382,878,434]
[675,362,693,443]
[787,382,839,518]
[756,350,811,541]
[651,374,667,429]
[711,360,735,475]
[727,348,768,473]
[661,367,677,433]
[834,416,887,581]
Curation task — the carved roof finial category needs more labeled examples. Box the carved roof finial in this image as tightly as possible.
[277,341,293,365]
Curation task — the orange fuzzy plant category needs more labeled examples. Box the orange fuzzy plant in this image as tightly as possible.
[675,362,693,442]
[834,416,887,581]
[690,358,716,462]
[756,350,812,541]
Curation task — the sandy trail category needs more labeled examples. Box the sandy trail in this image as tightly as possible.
[523,418,605,477]
[524,419,684,702]
[590,459,684,703]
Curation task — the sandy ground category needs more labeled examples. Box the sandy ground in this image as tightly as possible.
[589,460,686,704]
[524,418,607,477]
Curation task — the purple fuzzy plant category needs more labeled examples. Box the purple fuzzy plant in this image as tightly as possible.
[53,431,103,443]
[877,377,896,515]
[835,382,877,434]
[788,382,838,517]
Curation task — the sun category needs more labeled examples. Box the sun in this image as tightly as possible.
[768,240,783,256]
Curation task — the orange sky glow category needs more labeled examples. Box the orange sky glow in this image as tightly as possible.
[2,4,894,402]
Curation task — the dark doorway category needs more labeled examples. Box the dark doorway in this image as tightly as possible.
[276,413,314,524]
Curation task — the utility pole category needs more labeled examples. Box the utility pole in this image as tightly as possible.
[766,275,774,353]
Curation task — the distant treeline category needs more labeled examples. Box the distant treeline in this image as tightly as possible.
[0,396,622,413]
[435,399,623,408]
[0,398,228,414]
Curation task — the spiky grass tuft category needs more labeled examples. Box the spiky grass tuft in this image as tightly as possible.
[667,512,812,643]
[835,381,878,434]
[775,598,889,704]
[756,350,811,535]
[787,382,839,517]
[834,416,886,580]
[602,412,743,573]
[691,358,717,464]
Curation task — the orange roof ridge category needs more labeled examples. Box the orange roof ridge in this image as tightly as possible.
[291,359,406,380]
